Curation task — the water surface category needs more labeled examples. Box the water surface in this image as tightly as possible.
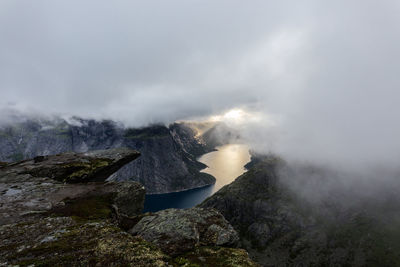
[199,144,251,194]
[144,144,250,212]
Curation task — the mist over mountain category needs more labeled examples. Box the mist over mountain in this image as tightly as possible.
[1,1,400,169]
[1,1,400,265]
[0,114,221,193]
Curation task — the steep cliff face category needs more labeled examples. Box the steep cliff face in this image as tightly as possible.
[169,122,212,157]
[200,156,400,266]
[0,118,123,162]
[111,125,215,193]
[0,118,215,193]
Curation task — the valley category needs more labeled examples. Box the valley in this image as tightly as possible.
[144,143,250,212]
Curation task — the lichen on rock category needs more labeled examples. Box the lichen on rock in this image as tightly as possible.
[0,148,258,266]
[0,217,169,266]
[130,207,239,256]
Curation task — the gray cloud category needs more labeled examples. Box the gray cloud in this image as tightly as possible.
[1,0,400,169]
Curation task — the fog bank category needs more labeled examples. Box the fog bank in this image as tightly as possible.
[1,1,400,168]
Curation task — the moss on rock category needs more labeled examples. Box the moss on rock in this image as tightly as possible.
[2,218,169,267]
[49,194,114,222]
[172,246,259,267]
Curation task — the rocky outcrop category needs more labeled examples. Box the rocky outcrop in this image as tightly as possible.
[0,148,143,225]
[200,156,400,266]
[8,148,140,183]
[0,148,156,266]
[1,148,257,266]
[0,118,215,193]
[0,215,257,267]
[130,207,239,256]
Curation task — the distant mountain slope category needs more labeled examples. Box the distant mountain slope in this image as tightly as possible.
[110,124,215,193]
[0,118,215,193]
[200,156,400,266]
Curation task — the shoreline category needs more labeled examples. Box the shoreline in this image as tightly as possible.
[145,182,215,196]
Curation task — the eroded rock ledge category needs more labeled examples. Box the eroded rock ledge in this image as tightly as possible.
[0,148,143,225]
[0,148,257,266]
[130,208,239,256]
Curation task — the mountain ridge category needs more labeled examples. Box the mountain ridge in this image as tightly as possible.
[0,117,216,194]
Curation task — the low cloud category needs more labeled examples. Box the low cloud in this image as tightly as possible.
[1,0,400,170]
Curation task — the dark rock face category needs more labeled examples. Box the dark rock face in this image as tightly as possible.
[169,122,212,157]
[111,124,215,193]
[200,156,400,266]
[130,207,239,256]
[0,118,215,193]
[112,182,145,217]
[0,118,124,162]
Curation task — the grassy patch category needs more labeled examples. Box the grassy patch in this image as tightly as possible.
[49,194,114,222]
[65,159,111,182]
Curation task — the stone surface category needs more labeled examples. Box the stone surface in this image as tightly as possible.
[130,207,239,256]
[0,217,168,266]
[0,148,258,266]
[0,148,144,225]
[9,147,140,183]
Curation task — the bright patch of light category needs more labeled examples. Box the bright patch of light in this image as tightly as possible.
[223,109,244,121]
[209,108,251,124]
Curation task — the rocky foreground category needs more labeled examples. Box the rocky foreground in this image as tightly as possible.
[0,148,257,266]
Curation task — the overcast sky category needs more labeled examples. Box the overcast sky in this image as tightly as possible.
[1,0,400,166]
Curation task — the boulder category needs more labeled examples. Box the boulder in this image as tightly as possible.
[130,207,239,256]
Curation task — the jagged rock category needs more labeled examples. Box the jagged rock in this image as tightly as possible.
[130,207,239,256]
[0,148,159,266]
[0,148,257,266]
[111,182,145,217]
[0,148,143,225]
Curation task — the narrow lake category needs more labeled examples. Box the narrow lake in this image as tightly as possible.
[143,144,250,212]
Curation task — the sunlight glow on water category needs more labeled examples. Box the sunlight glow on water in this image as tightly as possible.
[198,144,251,193]
[143,144,250,212]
